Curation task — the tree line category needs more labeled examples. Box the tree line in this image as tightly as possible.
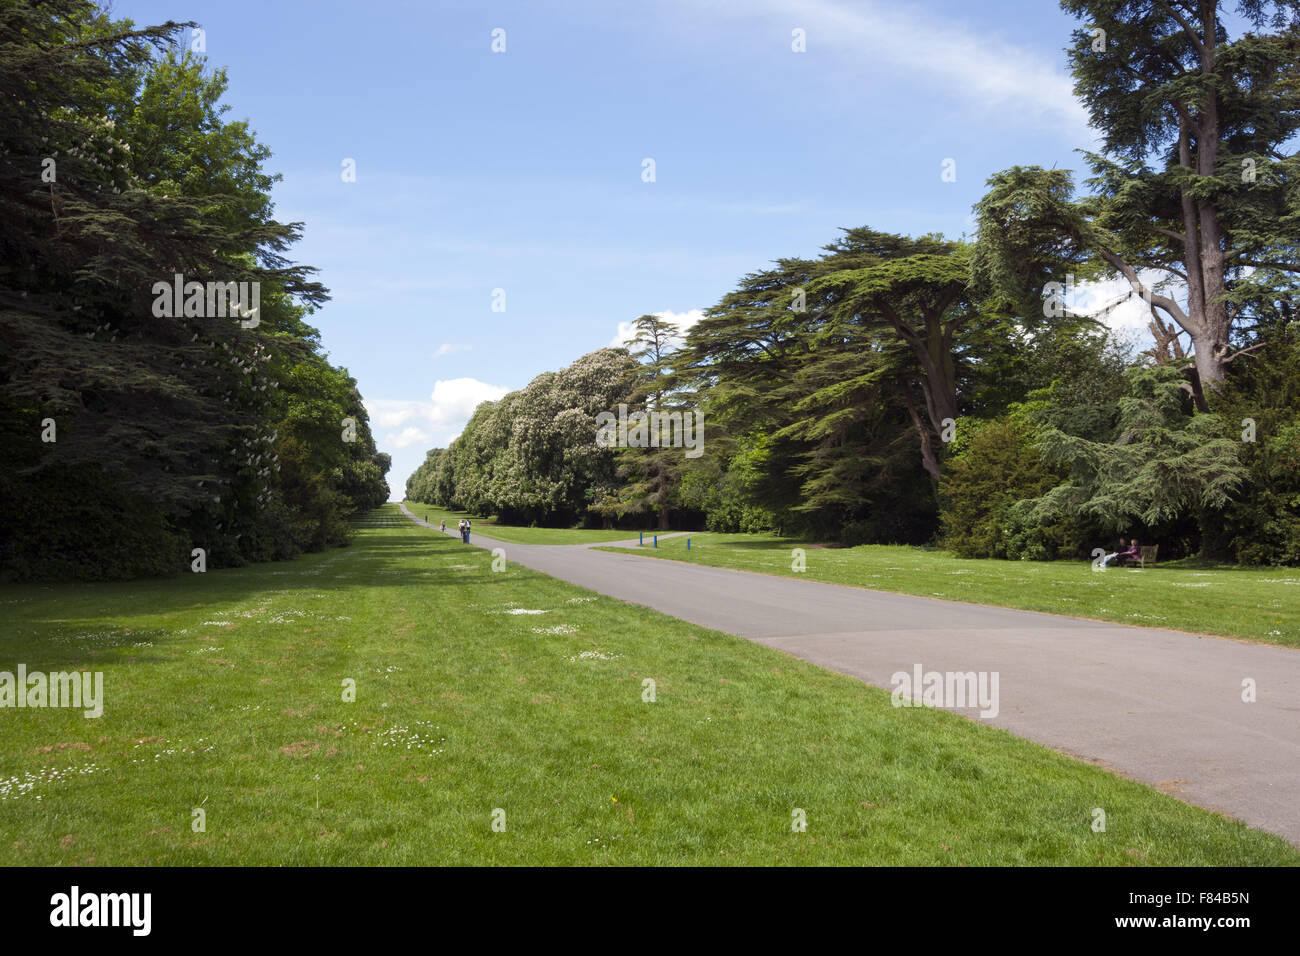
[0,1,390,580]
[409,0,1300,565]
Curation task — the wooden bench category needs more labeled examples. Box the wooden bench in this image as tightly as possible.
[1136,545,1158,568]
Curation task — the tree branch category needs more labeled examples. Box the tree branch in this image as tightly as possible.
[1096,248,1195,330]
[1145,224,1187,245]
[1222,342,1268,364]
[1232,259,1300,273]
[1154,0,1207,56]
[877,300,921,346]
[1139,261,1189,282]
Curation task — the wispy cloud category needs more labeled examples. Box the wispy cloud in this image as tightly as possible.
[683,0,1090,135]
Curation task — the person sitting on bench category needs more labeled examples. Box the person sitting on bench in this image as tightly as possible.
[1116,538,1140,567]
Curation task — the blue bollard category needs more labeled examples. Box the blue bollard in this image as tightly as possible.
[687,537,691,550]
[653,535,657,548]
[639,531,643,546]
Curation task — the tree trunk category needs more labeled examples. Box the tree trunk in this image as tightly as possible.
[880,300,961,437]
[902,389,941,482]
[1186,2,1231,404]
[902,331,959,436]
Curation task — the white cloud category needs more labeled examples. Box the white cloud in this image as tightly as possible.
[610,309,707,348]
[369,379,513,501]
[433,343,471,358]
[365,398,430,431]
[431,377,510,422]
[387,426,432,449]
[365,377,511,446]
[1072,272,1170,350]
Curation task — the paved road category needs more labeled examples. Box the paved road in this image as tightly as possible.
[398,505,1300,844]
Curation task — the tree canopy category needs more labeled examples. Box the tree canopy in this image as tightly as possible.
[0,1,389,579]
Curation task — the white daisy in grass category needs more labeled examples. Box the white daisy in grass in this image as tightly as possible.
[533,624,579,635]
[0,763,102,802]
[569,650,619,661]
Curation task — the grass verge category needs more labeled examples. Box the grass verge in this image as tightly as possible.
[598,533,1300,648]
[402,502,640,545]
[0,505,1294,864]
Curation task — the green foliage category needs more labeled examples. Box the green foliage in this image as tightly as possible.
[404,448,444,504]
[410,349,638,525]
[0,460,187,580]
[677,436,778,534]
[0,1,388,580]
[939,417,1077,560]
[592,314,701,529]
[673,228,983,541]
[976,3,1300,409]
[397,1,1300,565]
[1023,366,1248,533]
[1206,332,1300,564]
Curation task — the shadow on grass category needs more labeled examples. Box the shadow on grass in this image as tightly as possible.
[0,518,535,666]
[674,537,814,550]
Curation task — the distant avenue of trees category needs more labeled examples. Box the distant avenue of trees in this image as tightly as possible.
[0,1,390,580]
[410,1,1300,565]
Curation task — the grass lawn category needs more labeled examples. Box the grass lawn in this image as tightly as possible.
[402,501,640,545]
[599,533,1300,649]
[0,504,1294,865]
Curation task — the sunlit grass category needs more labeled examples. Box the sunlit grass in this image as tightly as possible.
[601,533,1300,647]
[402,502,639,545]
[0,505,1294,864]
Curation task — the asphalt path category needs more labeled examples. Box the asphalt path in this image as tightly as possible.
[399,504,1300,844]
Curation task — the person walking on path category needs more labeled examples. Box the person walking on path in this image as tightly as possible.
[440,519,446,533]
[463,519,472,544]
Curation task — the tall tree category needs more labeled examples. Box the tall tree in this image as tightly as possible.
[811,231,980,480]
[0,1,388,578]
[595,314,695,529]
[428,349,637,525]
[978,1,1300,409]
[1024,365,1247,532]
[679,236,947,536]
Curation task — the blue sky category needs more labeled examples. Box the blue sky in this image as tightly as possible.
[112,0,1132,496]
